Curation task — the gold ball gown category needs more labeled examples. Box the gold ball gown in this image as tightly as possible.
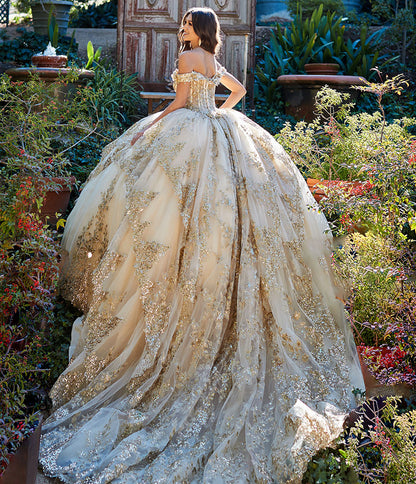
[39,66,364,483]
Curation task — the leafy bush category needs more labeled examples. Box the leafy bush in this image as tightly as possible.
[0,71,96,326]
[343,397,416,483]
[70,0,118,28]
[255,5,392,108]
[302,397,416,483]
[84,64,146,128]
[0,56,146,472]
[0,328,41,475]
[0,27,79,66]
[275,78,416,386]
[277,79,416,237]
[261,6,389,76]
[369,0,416,70]
[286,0,345,17]
[334,233,416,386]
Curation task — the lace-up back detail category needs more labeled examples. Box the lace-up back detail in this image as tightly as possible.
[171,65,226,115]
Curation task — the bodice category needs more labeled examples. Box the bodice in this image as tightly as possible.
[171,66,226,115]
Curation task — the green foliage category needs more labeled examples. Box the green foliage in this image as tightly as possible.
[70,0,118,28]
[275,78,416,386]
[248,99,291,135]
[344,397,416,483]
[48,8,59,48]
[0,327,41,474]
[85,40,102,70]
[263,6,388,76]
[369,0,416,69]
[0,73,100,472]
[38,297,81,392]
[302,446,358,483]
[277,80,416,238]
[64,127,119,184]
[85,65,146,128]
[286,0,345,18]
[0,60,144,474]
[334,234,404,337]
[0,72,93,176]
[254,40,283,106]
[334,233,416,385]
[0,72,96,325]
[255,5,393,108]
[0,27,80,66]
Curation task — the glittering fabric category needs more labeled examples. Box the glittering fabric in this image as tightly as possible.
[39,67,364,483]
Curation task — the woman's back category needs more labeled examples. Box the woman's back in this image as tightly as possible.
[179,48,218,78]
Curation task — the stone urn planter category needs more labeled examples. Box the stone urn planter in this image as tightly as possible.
[31,0,74,36]
[277,70,366,121]
[0,417,42,484]
[304,63,340,75]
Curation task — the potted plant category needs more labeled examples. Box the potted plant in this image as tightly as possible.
[277,73,415,233]
[31,0,74,37]
[334,233,416,394]
[0,329,43,483]
[0,70,101,223]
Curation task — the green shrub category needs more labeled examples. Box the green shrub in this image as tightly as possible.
[343,397,416,483]
[259,5,389,77]
[85,64,146,128]
[70,0,118,28]
[64,127,119,184]
[0,329,42,474]
[369,0,416,69]
[334,234,405,338]
[286,0,345,17]
[302,446,358,483]
[0,27,79,66]
[0,71,96,327]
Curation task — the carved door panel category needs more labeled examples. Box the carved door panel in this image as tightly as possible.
[117,0,256,91]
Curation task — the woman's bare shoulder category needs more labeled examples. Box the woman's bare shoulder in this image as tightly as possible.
[178,51,198,72]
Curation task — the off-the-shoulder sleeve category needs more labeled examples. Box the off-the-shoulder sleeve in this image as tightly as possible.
[171,69,194,90]
[216,64,227,77]
[213,64,227,86]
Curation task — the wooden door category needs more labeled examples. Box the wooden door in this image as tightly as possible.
[117,0,256,92]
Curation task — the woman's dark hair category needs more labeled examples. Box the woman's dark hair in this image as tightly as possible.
[178,7,222,55]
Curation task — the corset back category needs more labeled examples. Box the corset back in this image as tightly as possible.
[171,67,225,115]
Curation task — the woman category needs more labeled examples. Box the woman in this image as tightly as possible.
[40,7,364,483]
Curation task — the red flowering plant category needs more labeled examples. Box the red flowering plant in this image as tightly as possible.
[0,71,97,471]
[334,233,416,386]
[0,325,43,475]
[343,396,416,483]
[0,71,98,322]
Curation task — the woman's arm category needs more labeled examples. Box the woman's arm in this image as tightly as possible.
[131,54,192,145]
[219,71,246,110]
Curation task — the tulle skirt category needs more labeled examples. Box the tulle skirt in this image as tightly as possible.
[39,107,364,483]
